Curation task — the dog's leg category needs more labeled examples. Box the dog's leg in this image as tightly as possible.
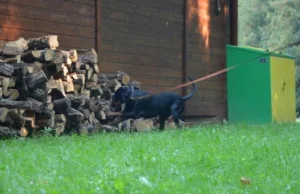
[158,114,169,130]
[171,104,182,129]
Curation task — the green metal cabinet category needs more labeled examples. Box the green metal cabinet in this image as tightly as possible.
[226,45,296,123]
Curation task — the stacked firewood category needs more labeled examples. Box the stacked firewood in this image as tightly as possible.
[0,35,181,139]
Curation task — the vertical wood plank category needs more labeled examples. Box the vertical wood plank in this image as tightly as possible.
[96,0,101,73]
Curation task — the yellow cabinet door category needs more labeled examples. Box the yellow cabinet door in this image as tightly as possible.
[270,56,296,122]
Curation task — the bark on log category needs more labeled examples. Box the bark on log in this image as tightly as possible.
[18,76,29,100]
[25,70,48,89]
[89,99,110,112]
[29,88,47,103]
[77,48,98,64]
[53,98,71,114]
[0,63,15,76]
[26,98,44,113]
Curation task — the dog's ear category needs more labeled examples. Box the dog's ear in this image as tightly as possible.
[113,87,129,103]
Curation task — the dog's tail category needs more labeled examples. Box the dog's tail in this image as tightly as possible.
[182,76,197,101]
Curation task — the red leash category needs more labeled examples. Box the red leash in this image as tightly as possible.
[132,65,237,100]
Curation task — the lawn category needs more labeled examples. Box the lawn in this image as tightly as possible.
[1,123,300,194]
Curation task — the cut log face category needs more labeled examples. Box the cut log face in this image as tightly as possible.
[20,127,29,137]
[0,107,8,123]
[133,119,154,132]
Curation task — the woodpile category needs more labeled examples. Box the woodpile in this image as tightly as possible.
[0,35,180,139]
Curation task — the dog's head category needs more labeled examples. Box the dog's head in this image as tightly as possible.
[112,86,131,109]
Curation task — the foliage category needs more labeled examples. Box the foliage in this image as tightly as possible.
[1,125,300,193]
[238,0,300,111]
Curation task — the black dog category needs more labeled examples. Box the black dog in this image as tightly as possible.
[114,76,196,130]
[112,86,150,113]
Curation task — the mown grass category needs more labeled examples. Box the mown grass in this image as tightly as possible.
[1,123,300,194]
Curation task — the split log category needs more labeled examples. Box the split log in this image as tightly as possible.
[8,77,16,88]
[133,119,154,132]
[89,73,98,83]
[77,48,98,64]
[2,37,28,55]
[10,62,25,76]
[90,87,103,98]
[98,74,107,84]
[85,81,97,89]
[118,119,133,132]
[22,110,36,129]
[82,91,90,99]
[93,64,99,74]
[63,81,75,93]
[20,127,29,137]
[66,108,84,121]
[80,122,93,135]
[89,99,110,112]
[46,79,66,97]
[18,76,29,100]
[29,88,47,103]
[69,49,78,62]
[23,62,43,75]
[95,110,106,121]
[102,87,112,100]
[106,71,130,85]
[25,70,48,89]
[53,98,71,113]
[27,35,59,50]
[60,50,72,66]
[0,99,32,110]
[3,55,21,63]
[26,98,44,113]
[21,50,42,63]
[0,107,8,123]
[2,37,28,56]
[0,76,10,91]
[0,63,14,76]
[47,103,54,110]
[0,126,19,139]
[36,110,55,128]
[3,89,20,100]
[7,109,25,130]
[55,114,66,136]
[83,109,90,120]
[100,125,118,133]
[87,68,93,80]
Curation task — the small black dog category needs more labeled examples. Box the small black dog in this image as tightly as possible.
[114,77,196,130]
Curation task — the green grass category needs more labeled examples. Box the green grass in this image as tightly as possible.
[1,123,300,194]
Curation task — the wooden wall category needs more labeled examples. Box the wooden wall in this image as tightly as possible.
[0,0,229,119]
[0,0,96,49]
